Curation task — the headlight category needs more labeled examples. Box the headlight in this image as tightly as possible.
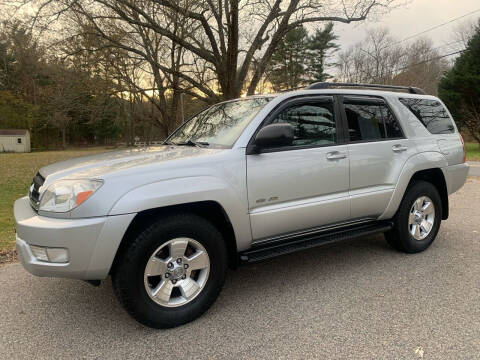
[39,179,103,212]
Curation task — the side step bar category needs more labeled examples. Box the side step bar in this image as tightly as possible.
[239,221,393,264]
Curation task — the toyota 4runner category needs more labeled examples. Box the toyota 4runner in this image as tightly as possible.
[14,83,469,328]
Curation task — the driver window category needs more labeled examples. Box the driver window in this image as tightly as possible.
[269,102,337,147]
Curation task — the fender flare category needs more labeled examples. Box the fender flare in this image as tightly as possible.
[108,176,252,251]
[379,152,448,220]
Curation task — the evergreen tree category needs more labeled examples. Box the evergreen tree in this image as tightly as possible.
[266,24,339,91]
[307,23,339,82]
[266,26,309,91]
[439,20,480,144]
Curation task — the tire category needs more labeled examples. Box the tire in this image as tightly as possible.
[385,180,442,253]
[112,213,228,328]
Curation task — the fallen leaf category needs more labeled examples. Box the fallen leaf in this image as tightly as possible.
[414,346,424,358]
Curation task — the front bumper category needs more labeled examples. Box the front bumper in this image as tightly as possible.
[14,196,135,280]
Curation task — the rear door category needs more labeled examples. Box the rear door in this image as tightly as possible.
[246,96,350,241]
[340,96,415,220]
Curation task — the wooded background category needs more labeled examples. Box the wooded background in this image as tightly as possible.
[0,0,478,149]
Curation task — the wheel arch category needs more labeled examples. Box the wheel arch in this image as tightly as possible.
[407,168,449,220]
[380,152,449,220]
[111,201,239,274]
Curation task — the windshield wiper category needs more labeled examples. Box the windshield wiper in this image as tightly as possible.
[176,140,209,147]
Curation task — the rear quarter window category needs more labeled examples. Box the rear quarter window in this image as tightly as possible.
[399,98,455,134]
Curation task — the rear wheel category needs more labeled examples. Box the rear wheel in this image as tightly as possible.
[385,181,442,253]
[112,213,227,328]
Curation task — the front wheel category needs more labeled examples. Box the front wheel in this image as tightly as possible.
[385,180,442,253]
[112,213,228,328]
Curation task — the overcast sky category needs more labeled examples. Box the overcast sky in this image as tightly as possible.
[335,0,480,51]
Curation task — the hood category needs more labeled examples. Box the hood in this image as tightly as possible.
[39,146,225,180]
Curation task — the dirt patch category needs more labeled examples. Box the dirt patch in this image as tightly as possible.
[0,249,18,265]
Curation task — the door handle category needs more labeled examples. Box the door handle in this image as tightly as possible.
[392,144,408,153]
[326,151,347,160]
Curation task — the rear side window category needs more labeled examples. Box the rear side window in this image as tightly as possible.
[399,98,455,134]
[269,102,337,147]
[344,100,403,142]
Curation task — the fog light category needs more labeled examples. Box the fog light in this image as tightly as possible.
[46,248,69,263]
[29,245,69,263]
[30,245,49,262]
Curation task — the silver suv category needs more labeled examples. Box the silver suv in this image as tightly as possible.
[14,83,469,328]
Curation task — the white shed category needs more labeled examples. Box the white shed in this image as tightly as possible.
[0,129,31,153]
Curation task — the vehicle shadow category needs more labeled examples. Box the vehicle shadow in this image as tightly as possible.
[25,233,399,330]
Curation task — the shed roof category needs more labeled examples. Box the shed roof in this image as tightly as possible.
[0,129,29,136]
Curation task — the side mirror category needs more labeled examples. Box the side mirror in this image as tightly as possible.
[253,123,294,150]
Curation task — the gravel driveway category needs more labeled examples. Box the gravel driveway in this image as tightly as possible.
[1,178,479,359]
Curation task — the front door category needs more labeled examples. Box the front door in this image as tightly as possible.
[246,96,350,241]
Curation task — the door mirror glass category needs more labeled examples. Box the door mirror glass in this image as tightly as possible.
[254,123,294,149]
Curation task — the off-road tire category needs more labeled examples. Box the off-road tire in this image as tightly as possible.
[385,180,442,253]
[112,213,228,328]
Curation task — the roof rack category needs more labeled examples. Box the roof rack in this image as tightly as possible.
[306,82,426,95]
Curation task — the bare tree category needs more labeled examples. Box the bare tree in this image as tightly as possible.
[336,28,403,84]
[391,38,449,95]
[337,28,449,95]
[23,0,401,101]
[452,18,478,48]
[47,63,90,148]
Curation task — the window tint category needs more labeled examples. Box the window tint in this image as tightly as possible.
[382,106,403,138]
[269,102,337,147]
[399,98,455,134]
[344,100,403,142]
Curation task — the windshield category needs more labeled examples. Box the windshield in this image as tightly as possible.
[167,97,271,148]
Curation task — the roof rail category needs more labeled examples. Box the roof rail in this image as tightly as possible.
[306,82,426,95]
[279,86,305,93]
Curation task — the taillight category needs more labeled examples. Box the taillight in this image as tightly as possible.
[460,134,466,163]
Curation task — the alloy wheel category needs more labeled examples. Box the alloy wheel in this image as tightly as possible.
[144,238,210,307]
[408,196,435,241]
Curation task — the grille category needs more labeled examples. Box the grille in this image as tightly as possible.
[29,172,45,211]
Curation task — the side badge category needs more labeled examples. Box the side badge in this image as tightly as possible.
[256,196,279,204]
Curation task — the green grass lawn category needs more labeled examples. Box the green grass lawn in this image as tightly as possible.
[0,147,116,251]
[466,142,480,161]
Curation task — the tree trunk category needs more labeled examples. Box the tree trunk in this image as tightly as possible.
[62,126,67,149]
[45,123,49,150]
